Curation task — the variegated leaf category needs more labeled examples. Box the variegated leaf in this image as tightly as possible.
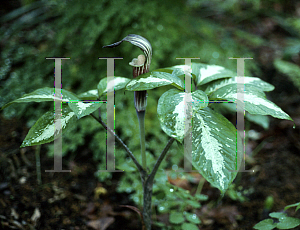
[191,107,242,193]
[78,89,98,100]
[153,65,196,79]
[204,76,275,95]
[158,63,234,86]
[98,76,131,97]
[210,84,293,121]
[210,102,270,129]
[21,106,77,147]
[1,87,78,110]
[192,63,235,86]
[157,89,208,142]
[68,102,103,119]
[125,71,184,91]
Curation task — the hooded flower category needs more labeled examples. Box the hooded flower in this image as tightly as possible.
[103,34,152,112]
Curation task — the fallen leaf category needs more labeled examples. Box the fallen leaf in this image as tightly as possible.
[87,217,114,230]
[94,186,107,199]
[31,207,41,223]
[11,208,19,219]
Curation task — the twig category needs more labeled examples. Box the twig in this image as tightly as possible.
[90,113,147,179]
[147,138,175,183]
[119,205,146,230]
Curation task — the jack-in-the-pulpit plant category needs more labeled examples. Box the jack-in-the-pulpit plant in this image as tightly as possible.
[1,34,294,230]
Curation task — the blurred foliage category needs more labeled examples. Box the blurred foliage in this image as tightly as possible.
[1,0,300,224]
[274,59,300,92]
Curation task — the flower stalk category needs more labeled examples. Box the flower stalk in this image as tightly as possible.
[132,54,148,112]
[130,53,149,170]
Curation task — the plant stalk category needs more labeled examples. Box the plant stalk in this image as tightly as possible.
[143,178,153,230]
[142,137,175,230]
[93,108,175,230]
[35,145,42,185]
[137,110,147,171]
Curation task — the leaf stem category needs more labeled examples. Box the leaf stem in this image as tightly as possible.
[148,137,175,183]
[90,113,147,179]
[93,109,174,230]
[137,111,147,171]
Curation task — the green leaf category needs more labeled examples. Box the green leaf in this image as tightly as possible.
[125,71,184,91]
[0,1,45,23]
[184,212,201,224]
[158,89,242,193]
[97,76,131,97]
[157,202,171,213]
[78,89,99,100]
[204,77,275,95]
[116,161,136,172]
[169,212,185,224]
[154,65,196,79]
[68,102,103,119]
[151,67,174,74]
[156,63,235,87]
[246,113,270,130]
[209,102,270,129]
[175,188,191,199]
[210,84,293,121]
[21,106,77,147]
[191,107,242,193]
[1,87,79,110]
[264,196,275,211]
[185,200,201,208]
[253,219,276,230]
[157,89,208,142]
[269,212,287,219]
[181,222,199,230]
[274,59,300,91]
[194,194,209,201]
[269,211,300,229]
[284,202,300,212]
[226,184,247,202]
[276,217,300,229]
[192,63,235,86]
